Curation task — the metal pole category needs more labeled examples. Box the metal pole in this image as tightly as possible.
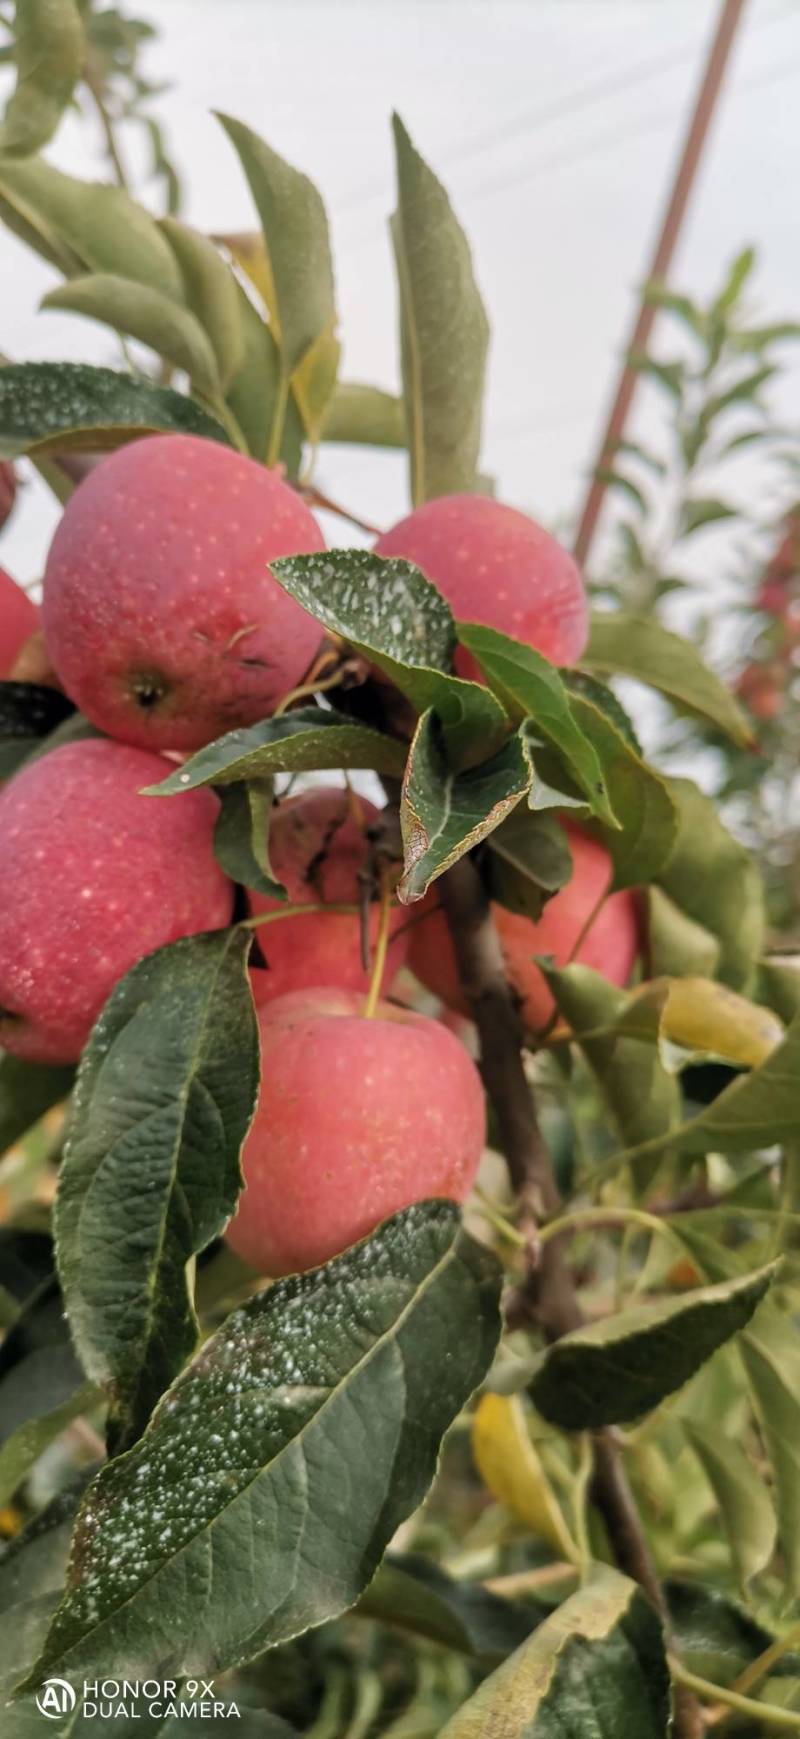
[573,0,748,570]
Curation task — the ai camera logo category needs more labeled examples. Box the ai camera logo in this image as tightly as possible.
[36,1679,77,1718]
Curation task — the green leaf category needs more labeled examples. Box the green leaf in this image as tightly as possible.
[272,552,508,766]
[680,497,738,536]
[0,156,183,295]
[0,362,231,461]
[0,1380,99,1509]
[321,381,406,447]
[42,275,222,400]
[593,468,647,514]
[457,623,617,826]
[160,217,245,391]
[586,612,753,747]
[628,352,685,400]
[290,320,341,447]
[543,965,681,1172]
[485,808,572,921]
[666,1579,798,1688]
[21,1202,501,1686]
[563,670,642,753]
[0,1051,74,1155]
[0,1484,84,1698]
[55,928,259,1455]
[704,365,776,421]
[642,283,704,334]
[657,777,764,990]
[0,0,83,157]
[529,1263,775,1430]
[216,114,336,378]
[740,1301,800,1596]
[399,710,530,901]
[734,322,800,351]
[684,1419,776,1588]
[213,779,285,898]
[567,689,678,888]
[646,885,721,980]
[147,708,408,794]
[714,246,756,313]
[356,1552,540,1662]
[391,112,489,504]
[224,280,303,470]
[438,1567,670,1739]
[595,1010,800,1184]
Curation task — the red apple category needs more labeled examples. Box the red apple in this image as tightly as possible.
[374,494,588,680]
[0,564,39,680]
[0,738,233,1063]
[249,785,408,1005]
[224,987,486,1275]
[41,434,326,751]
[408,821,639,1033]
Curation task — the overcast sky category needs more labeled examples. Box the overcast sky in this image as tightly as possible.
[2,0,799,595]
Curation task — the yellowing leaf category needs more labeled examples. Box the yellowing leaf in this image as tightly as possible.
[472,1393,578,1562]
[660,977,784,1067]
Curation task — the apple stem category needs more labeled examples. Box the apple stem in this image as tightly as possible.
[272,668,347,718]
[242,901,363,929]
[363,871,392,1020]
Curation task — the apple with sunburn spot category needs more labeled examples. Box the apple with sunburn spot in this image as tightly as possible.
[374,493,588,681]
[41,434,327,751]
[408,821,639,1034]
[249,784,408,1005]
[0,738,233,1063]
[0,563,39,679]
[224,987,486,1276]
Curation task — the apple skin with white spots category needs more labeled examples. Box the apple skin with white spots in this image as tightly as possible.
[224,987,486,1277]
[0,563,39,679]
[249,785,408,1006]
[0,738,233,1063]
[408,821,640,1035]
[41,434,327,751]
[374,493,588,679]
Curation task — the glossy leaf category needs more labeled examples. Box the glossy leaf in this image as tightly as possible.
[213,779,285,899]
[666,1579,799,1688]
[657,777,765,991]
[322,381,406,447]
[567,688,678,887]
[21,1202,501,1686]
[0,0,83,157]
[485,808,572,921]
[55,928,259,1454]
[0,1052,73,1156]
[391,113,489,504]
[160,217,245,390]
[399,710,530,902]
[0,362,231,461]
[457,623,616,824]
[0,680,74,780]
[472,1393,578,1561]
[356,1551,540,1661]
[684,1419,776,1587]
[42,275,222,399]
[0,156,183,294]
[586,612,753,746]
[740,1301,800,1596]
[438,1567,670,1739]
[528,1262,775,1429]
[147,707,407,794]
[272,552,508,765]
[216,114,336,376]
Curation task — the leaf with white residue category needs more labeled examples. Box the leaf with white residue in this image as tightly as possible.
[399,710,531,901]
[20,1201,501,1686]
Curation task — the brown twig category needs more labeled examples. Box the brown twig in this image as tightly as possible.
[296,481,384,538]
[438,851,700,1736]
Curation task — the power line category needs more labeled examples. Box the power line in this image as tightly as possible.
[335,0,793,225]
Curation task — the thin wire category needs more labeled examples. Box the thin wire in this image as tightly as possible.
[335,0,793,224]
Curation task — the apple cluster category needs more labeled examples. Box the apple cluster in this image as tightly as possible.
[0,434,637,1275]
